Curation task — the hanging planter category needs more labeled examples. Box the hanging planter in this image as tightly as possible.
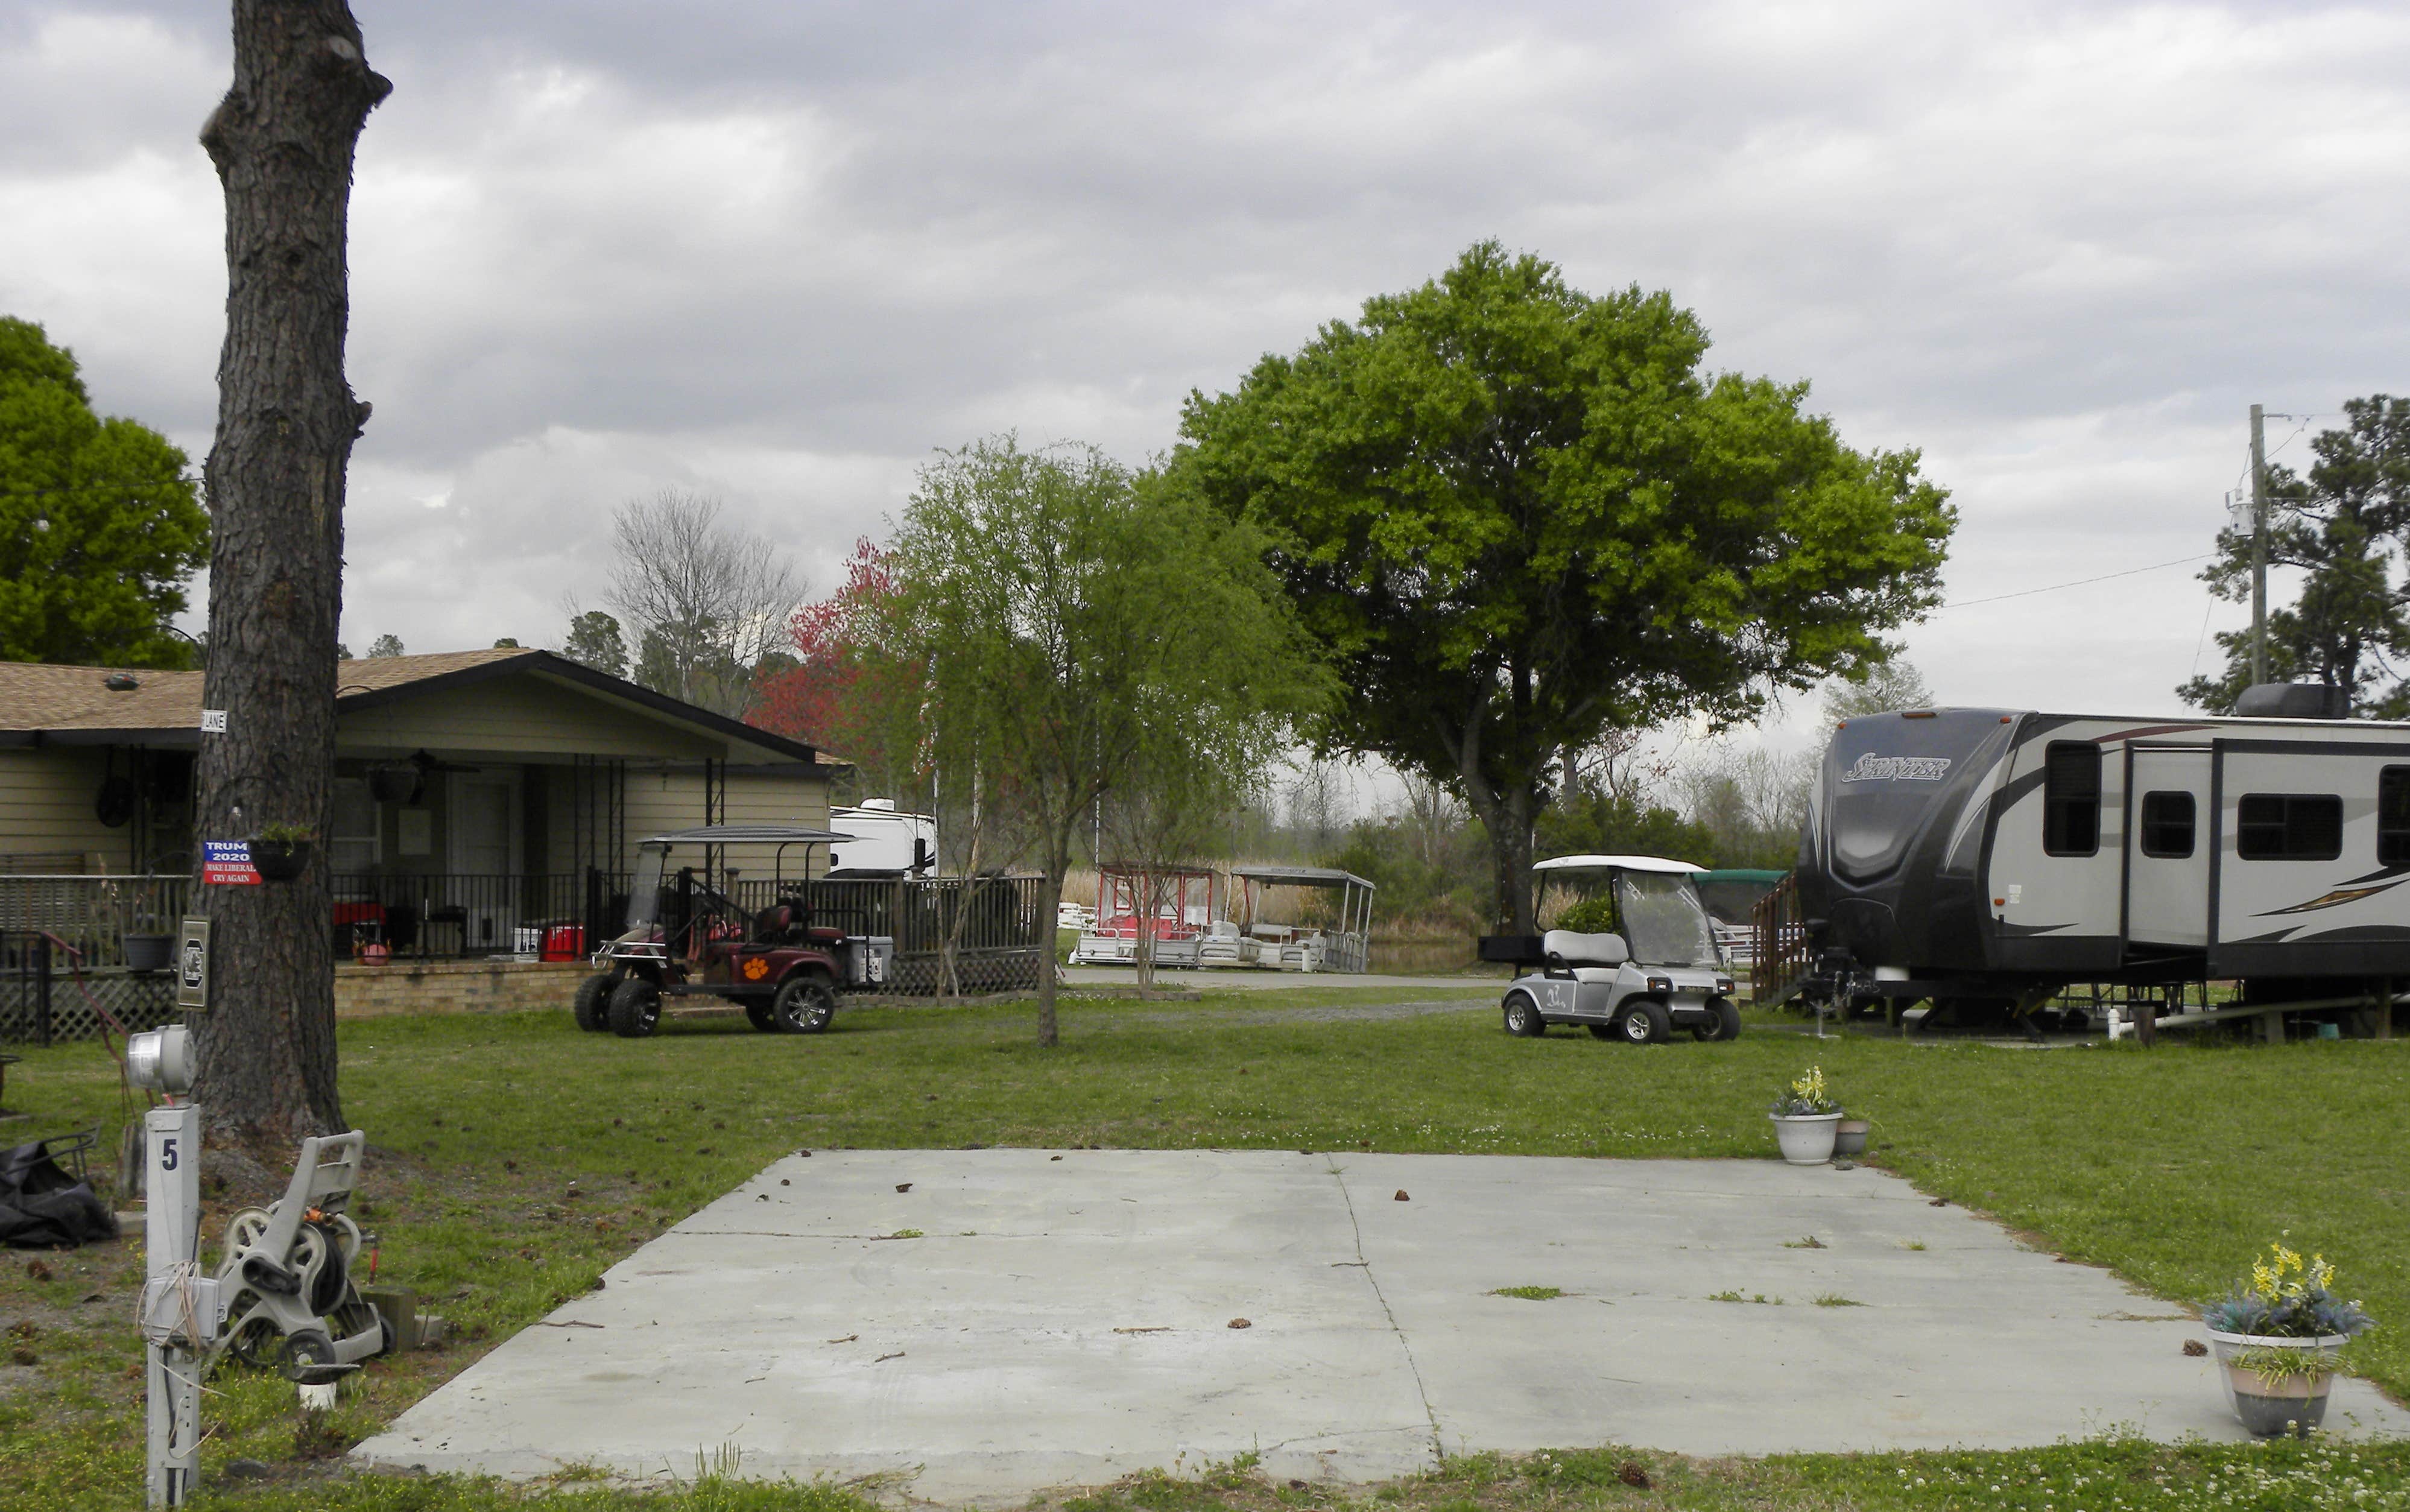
[367,764,422,805]
[250,827,313,883]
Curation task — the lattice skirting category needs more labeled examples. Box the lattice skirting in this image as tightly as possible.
[0,970,180,1044]
[884,947,1045,997]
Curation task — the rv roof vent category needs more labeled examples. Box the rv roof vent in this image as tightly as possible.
[2234,682,2349,720]
[858,797,898,812]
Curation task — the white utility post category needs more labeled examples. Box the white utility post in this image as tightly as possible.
[2249,402,2269,686]
[130,1026,220,1507]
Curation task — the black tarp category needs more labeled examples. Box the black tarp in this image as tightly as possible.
[0,1136,118,1250]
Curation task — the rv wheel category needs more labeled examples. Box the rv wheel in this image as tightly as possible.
[771,974,838,1034]
[1693,998,1742,1043]
[1618,1001,1670,1045]
[1502,994,1545,1037]
[607,977,662,1038]
[572,973,614,1033]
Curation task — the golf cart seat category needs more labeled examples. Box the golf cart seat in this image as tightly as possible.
[752,903,811,946]
[1543,928,1628,983]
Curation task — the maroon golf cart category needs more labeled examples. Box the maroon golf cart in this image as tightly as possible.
[572,824,893,1039]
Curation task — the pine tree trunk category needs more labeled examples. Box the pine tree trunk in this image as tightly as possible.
[188,1,390,1150]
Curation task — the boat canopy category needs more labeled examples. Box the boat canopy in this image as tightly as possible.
[1531,854,1706,875]
[1230,864,1376,891]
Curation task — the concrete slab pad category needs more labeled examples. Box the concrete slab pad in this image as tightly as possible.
[356,1151,2408,1502]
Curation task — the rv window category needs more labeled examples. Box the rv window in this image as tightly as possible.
[2042,742,2101,856]
[2382,768,2410,867]
[2139,791,2194,858]
[2236,794,2342,861]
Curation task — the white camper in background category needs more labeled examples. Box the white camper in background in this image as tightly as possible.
[1771,685,2410,1031]
[826,800,938,876]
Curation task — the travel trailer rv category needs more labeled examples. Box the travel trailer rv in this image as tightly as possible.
[1769,694,2410,1018]
[826,800,936,876]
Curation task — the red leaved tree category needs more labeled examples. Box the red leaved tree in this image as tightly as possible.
[750,537,922,798]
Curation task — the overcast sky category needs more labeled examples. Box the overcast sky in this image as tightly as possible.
[4,1,2406,773]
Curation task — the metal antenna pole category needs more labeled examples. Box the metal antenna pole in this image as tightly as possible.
[2250,402,2269,686]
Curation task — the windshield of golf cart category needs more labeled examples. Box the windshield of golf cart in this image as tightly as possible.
[1613,870,1719,967]
[625,844,668,929]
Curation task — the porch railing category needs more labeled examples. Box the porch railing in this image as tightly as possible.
[0,870,1051,996]
[0,874,192,973]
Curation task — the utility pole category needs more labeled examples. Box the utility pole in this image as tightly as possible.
[2249,402,2269,686]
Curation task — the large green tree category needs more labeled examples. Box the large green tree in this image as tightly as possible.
[880,436,1321,1044]
[2178,396,2410,716]
[0,317,207,666]
[1175,242,1953,931]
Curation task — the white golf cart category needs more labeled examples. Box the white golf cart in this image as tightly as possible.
[1489,855,1741,1044]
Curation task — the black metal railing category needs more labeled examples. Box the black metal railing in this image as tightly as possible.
[328,870,633,961]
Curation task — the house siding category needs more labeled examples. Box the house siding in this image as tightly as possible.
[621,767,832,847]
[0,748,128,870]
[337,672,727,761]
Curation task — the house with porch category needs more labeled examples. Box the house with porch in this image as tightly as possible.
[0,648,842,966]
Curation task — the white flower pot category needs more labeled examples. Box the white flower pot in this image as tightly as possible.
[2205,1329,2348,1437]
[1769,1112,1842,1165]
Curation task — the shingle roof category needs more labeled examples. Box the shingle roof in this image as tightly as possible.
[0,648,825,766]
[0,649,531,734]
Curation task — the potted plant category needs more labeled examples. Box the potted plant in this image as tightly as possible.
[2201,1240,2375,1437]
[250,822,314,883]
[120,878,175,972]
[1768,1064,1843,1165]
[1833,1117,1871,1157]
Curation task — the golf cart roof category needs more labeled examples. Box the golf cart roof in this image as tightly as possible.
[638,824,856,847]
[1230,864,1375,890]
[1531,854,1707,875]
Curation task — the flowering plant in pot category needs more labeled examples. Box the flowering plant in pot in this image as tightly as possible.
[2201,1240,2375,1437]
[1768,1064,1843,1165]
[249,821,314,883]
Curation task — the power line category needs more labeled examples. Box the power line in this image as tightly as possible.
[1939,552,2216,610]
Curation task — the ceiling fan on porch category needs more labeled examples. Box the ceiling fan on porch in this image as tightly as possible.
[365,748,482,805]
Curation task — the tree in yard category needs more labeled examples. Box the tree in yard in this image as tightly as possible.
[750,539,923,799]
[1102,684,1291,990]
[604,488,800,716]
[1175,242,1953,932]
[0,317,209,667]
[881,436,1323,1044]
[364,632,403,657]
[189,0,390,1151]
[1822,656,1935,724]
[2178,396,2410,716]
[560,608,628,678]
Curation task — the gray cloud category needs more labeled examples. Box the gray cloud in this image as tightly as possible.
[1,0,2405,726]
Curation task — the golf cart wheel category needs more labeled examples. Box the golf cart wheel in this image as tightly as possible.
[771,973,838,1034]
[572,973,615,1033]
[607,976,662,1038]
[1693,998,1743,1043]
[277,1327,341,1385]
[744,1002,778,1033]
[1618,1000,1671,1045]
[1501,993,1545,1038]
[1586,1023,1616,1040]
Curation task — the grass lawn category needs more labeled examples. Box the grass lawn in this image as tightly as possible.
[1,986,2406,1510]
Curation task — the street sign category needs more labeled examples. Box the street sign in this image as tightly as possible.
[175,918,211,1011]
[201,841,259,885]
[199,709,227,733]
